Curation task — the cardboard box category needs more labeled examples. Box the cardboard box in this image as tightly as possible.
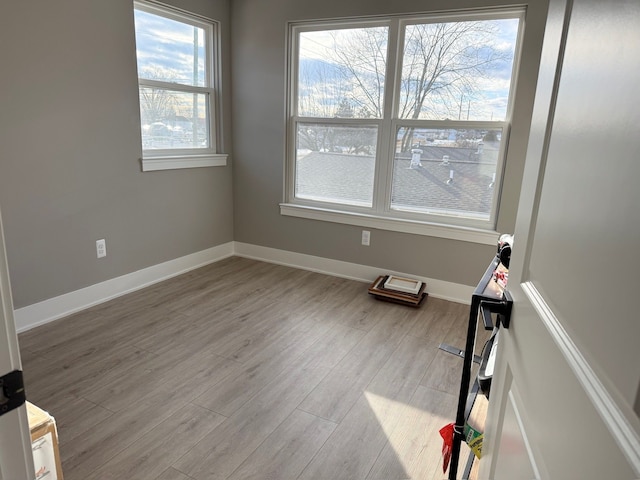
[26,401,64,480]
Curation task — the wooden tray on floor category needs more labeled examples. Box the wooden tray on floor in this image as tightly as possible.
[368,275,427,307]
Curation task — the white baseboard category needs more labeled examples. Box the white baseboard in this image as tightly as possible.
[14,241,472,333]
[233,242,472,304]
[14,242,234,333]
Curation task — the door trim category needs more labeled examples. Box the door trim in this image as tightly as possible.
[507,386,542,479]
[0,209,35,479]
[522,281,640,474]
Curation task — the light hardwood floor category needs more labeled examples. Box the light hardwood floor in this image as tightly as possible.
[18,257,485,480]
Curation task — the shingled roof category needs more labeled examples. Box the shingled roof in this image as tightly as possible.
[295,147,499,219]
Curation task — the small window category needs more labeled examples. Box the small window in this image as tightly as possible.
[134,1,226,171]
[285,10,523,236]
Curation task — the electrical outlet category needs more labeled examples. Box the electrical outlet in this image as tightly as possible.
[96,239,106,258]
[361,230,370,246]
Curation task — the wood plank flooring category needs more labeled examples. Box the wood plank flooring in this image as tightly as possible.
[18,257,487,480]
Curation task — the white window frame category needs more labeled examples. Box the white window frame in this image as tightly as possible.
[134,1,227,171]
[282,9,525,244]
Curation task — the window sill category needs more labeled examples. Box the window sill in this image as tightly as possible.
[279,203,499,245]
[141,153,228,172]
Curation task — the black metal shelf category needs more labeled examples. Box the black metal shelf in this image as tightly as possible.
[439,254,513,480]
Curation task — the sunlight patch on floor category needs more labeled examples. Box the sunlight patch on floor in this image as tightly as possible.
[365,389,452,479]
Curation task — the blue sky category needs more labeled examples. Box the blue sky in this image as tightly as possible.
[134,9,206,86]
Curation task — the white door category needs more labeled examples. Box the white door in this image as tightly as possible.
[480,0,640,478]
[0,208,35,480]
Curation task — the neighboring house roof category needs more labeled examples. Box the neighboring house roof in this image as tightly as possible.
[295,148,498,218]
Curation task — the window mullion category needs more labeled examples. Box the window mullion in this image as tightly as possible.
[138,79,212,95]
[373,18,401,214]
[292,116,381,126]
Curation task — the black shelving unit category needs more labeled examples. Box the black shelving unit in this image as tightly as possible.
[441,255,513,480]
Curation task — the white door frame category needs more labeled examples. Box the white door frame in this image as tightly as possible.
[0,207,35,480]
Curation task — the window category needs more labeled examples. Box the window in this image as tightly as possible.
[134,1,226,171]
[284,10,523,241]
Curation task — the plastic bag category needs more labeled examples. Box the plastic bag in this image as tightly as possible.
[439,422,455,473]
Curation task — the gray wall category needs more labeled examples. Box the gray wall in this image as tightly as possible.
[231,0,549,288]
[0,0,233,308]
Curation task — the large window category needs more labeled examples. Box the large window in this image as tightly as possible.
[285,10,523,237]
[134,1,225,171]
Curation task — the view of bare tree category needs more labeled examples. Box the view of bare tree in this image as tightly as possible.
[297,20,514,153]
[138,66,182,124]
[397,21,510,150]
[329,27,388,118]
[139,87,177,125]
